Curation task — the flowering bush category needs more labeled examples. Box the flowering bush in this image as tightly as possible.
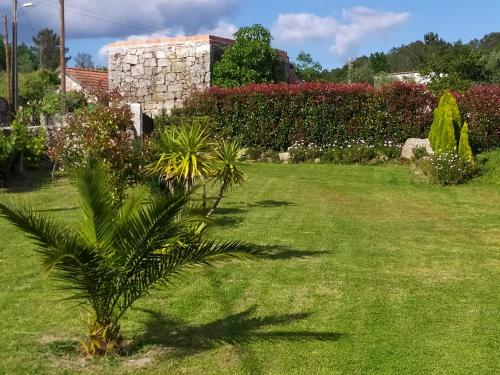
[288,141,322,163]
[285,139,401,164]
[428,152,479,185]
[48,90,140,199]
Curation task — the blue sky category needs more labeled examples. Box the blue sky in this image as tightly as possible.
[0,0,499,69]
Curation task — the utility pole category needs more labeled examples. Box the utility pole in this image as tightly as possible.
[347,57,353,84]
[59,0,66,97]
[11,0,17,112]
[3,15,11,106]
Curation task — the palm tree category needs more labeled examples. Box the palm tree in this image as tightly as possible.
[0,159,257,356]
[149,122,215,207]
[207,140,247,216]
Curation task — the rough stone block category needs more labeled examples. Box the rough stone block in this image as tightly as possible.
[401,138,434,159]
[124,54,139,65]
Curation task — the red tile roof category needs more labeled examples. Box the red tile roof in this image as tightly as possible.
[66,68,108,92]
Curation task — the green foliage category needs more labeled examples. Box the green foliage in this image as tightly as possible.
[428,151,479,185]
[0,159,258,355]
[429,91,462,154]
[208,139,247,216]
[32,28,69,70]
[458,122,473,161]
[48,91,137,200]
[9,109,47,170]
[17,44,38,73]
[74,52,95,69]
[212,24,285,87]
[150,121,215,191]
[369,52,390,73]
[19,69,59,108]
[40,91,87,116]
[294,51,323,81]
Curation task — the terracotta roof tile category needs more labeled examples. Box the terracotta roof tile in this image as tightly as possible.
[66,68,108,92]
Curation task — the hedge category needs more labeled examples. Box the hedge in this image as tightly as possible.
[183,82,500,152]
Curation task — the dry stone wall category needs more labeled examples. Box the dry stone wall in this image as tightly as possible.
[108,36,228,116]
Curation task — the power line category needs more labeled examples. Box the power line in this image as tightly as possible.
[19,6,37,36]
[36,0,160,34]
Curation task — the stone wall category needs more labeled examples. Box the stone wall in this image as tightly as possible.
[108,35,232,116]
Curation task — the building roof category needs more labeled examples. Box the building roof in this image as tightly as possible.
[65,68,108,92]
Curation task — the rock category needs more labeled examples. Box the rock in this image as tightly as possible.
[401,138,434,160]
[314,158,321,163]
[279,152,290,163]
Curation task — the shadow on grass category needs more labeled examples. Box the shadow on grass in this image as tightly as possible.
[131,307,344,357]
[1,162,55,193]
[46,339,80,356]
[257,245,327,260]
[249,200,297,208]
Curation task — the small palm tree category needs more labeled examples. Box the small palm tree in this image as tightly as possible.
[0,159,257,356]
[208,140,247,216]
[150,122,215,208]
[150,123,214,192]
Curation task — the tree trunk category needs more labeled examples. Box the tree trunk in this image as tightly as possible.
[202,182,207,209]
[207,180,227,217]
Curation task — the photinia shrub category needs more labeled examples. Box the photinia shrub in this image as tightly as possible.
[184,82,499,152]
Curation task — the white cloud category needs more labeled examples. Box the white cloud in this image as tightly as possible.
[0,0,239,40]
[272,7,410,57]
[200,20,238,39]
[333,7,410,55]
[273,13,338,43]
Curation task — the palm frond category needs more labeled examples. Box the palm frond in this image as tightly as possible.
[75,159,118,246]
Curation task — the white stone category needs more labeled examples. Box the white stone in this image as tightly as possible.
[124,54,139,65]
[401,138,434,160]
[279,152,290,163]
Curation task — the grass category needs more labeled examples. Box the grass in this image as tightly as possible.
[1,151,499,374]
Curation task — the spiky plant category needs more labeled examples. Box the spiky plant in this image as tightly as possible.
[150,123,215,192]
[0,159,257,356]
[207,140,247,216]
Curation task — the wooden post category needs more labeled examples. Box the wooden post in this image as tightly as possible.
[59,0,66,98]
[11,0,17,112]
[3,14,11,106]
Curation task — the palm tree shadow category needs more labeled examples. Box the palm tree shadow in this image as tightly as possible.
[130,307,345,357]
[257,245,328,260]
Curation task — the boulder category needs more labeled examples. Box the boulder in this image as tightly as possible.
[279,152,290,163]
[401,138,434,160]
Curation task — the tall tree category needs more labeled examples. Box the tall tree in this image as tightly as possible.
[32,28,69,70]
[294,51,323,81]
[17,43,37,73]
[74,52,95,69]
[212,24,284,87]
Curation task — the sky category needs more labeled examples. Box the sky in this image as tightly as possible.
[0,0,499,69]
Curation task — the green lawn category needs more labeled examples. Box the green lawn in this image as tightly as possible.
[1,152,499,374]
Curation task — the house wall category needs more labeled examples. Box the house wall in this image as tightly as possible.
[108,36,230,116]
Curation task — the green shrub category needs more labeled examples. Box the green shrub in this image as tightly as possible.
[429,90,462,154]
[430,152,479,185]
[458,122,474,161]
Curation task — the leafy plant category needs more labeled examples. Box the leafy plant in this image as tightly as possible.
[0,159,258,356]
[150,121,215,193]
[208,140,247,216]
[429,152,479,185]
[429,90,462,154]
[212,24,285,87]
[48,90,136,200]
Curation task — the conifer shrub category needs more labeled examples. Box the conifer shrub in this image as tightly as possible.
[425,91,478,185]
[429,90,462,154]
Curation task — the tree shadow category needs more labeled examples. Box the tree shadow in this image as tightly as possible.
[257,245,328,260]
[1,163,55,193]
[130,307,345,357]
[249,200,297,208]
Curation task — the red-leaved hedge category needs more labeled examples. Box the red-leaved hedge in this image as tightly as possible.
[184,82,500,152]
